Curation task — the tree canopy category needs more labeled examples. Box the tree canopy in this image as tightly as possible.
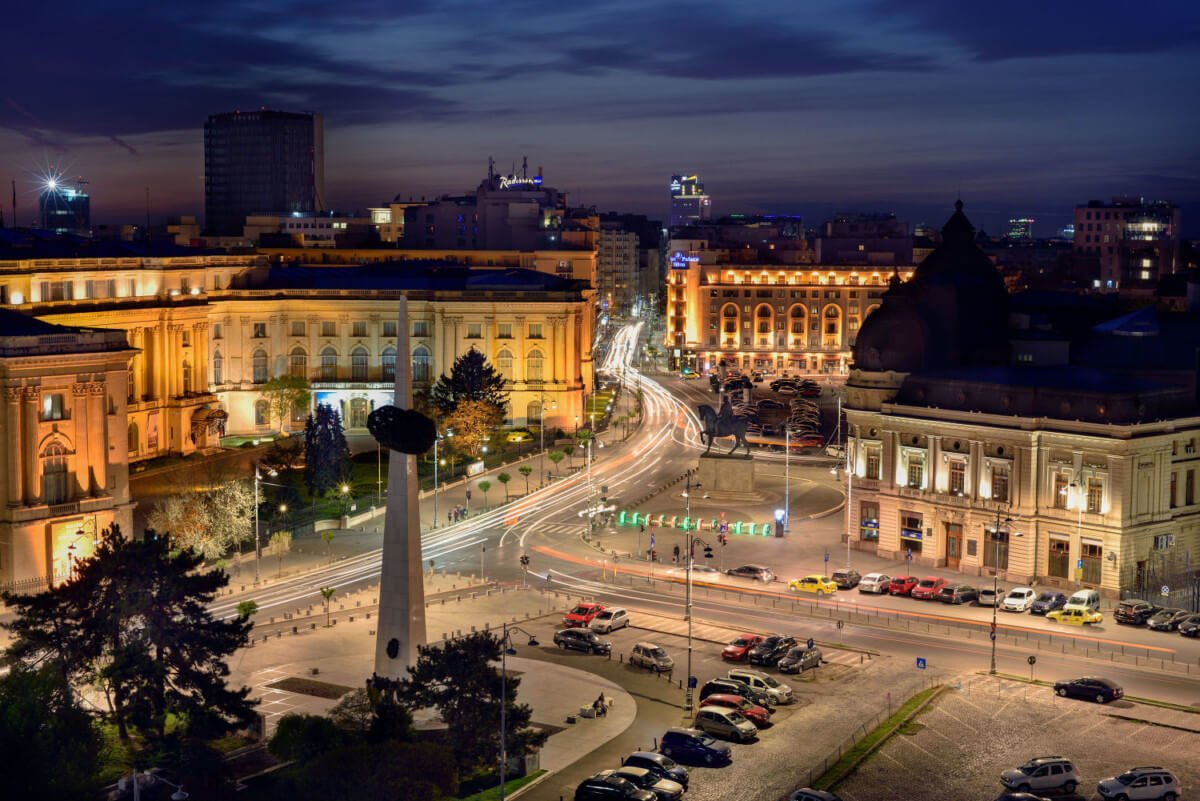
[304,403,351,499]
[443,399,503,458]
[147,475,254,560]
[262,375,312,433]
[431,349,508,416]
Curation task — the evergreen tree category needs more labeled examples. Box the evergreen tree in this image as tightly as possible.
[304,403,351,499]
[396,631,547,772]
[431,349,508,416]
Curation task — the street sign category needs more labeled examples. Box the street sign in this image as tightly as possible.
[807,638,814,649]
[687,676,697,689]
[1161,585,1170,597]
[649,533,655,549]
[989,630,996,641]
[824,551,829,563]
[1076,558,1083,569]
[907,547,913,561]
[916,657,927,670]
[1027,655,1037,666]
[836,620,844,630]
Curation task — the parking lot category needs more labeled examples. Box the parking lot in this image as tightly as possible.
[836,675,1200,801]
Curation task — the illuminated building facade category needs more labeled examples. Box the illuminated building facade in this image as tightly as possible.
[663,237,912,374]
[669,174,712,228]
[0,310,133,590]
[1006,217,1035,241]
[39,180,91,236]
[1073,197,1181,291]
[844,202,1200,597]
[204,109,325,236]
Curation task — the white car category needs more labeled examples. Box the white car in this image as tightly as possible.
[1002,587,1038,612]
[590,607,629,633]
[858,572,892,594]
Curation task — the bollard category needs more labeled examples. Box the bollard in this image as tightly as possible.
[293,626,298,634]
[311,623,317,630]
[349,616,355,622]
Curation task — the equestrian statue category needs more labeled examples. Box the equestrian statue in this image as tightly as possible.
[697,395,751,456]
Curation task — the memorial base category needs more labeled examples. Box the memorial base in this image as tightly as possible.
[695,452,756,493]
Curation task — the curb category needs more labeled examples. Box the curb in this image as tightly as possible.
[985,672,1200,714]
[507,769,554,801]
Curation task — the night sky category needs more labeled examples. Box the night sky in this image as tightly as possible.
[3,1,1198,236]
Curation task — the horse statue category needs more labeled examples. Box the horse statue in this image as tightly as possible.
[697,404,751,456]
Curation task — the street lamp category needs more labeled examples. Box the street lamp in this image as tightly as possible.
[123,769,188,801]
[341,483,351,515]
[253,463,285,587]
[433,430,453,529]
[498,623,539,801]
[832,442,854,568]
[681,471,702,710]
[538,393,556,489]
[988,509,1013,675]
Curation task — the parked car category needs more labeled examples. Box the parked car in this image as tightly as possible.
[938,584,979,605]
[993,794,1052,801]
[622,751,689,790]
[831,568,862,589]
[757,398,784,410]
[1054,676,1123,703]
[693,706,758,742]
[1002,587,1038,612]
[858,572,892,593]
[1029,591,1068,616]
[799,385,822,398]
[698,677,774,708]
[794,434,825,448]
[1147,608,1190,631]
[999,756,1080,795]
[1096,766,1180,800]
[1047,607,1103,626]
[725,667,794,704]
[976,586,1005,607]
[722,634,765,661]
[788,575,838,596]
[770,379,799,392]
[574,774,655,801]
[699,693,772,727]
[554,628,612,655]
[1179,614,1200,637]
[564,602,606,627]
[630,642,674,673]
[726,564,775,583]
[1064,589,1101,614]
[1114,600,1159,625]
[591,607,629,633]
[659,727,733,765]
[790,790,843,801]
[679,370,701,380]
[747,635,798,667]
[777,646,823,674]
[605,767,684,801]
[910,576,949,600]
[888,575,919,596]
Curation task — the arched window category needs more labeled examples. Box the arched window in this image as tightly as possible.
[824,305,841,336]
[351,346,368,382]
[496,349,514,378]
[320,347,338,381]
[527,400,542,425]
[290,348,307,379]
[252,349,268,384]
[182,360,192,396]
[254,399,270,427]
[864,303,880,320]
[349,397,369,428]
[412,346,431,383]
[212,351,223,385]
[42,442,69,505]
[381,347,396,382]
[526,349,544,382]
[128,422,139,454]
[789,305,806,335]
[127,365,136,401]
[721,304,739,334]
[756,304,772,334]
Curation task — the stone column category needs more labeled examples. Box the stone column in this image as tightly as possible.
[515,315,526,383]
[194,322,209,391]
[374,296,427,677]
[4,386,23,506]
[550,315,563,383]
[72,382,92,495]
[88,381,107,493]
[23,386,39,505]
[566,310,577,386]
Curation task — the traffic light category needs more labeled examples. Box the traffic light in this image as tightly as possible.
[704,545,714,559]
[519,554,530,567]
[719,533,727,546]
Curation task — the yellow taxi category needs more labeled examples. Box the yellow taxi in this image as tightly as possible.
[788,574,838,596]
[680,370,701,380]
[1046,607,1102,626]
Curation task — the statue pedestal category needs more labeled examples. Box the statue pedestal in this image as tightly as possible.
[696,452,756,493]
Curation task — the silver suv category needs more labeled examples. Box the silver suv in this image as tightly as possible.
[630,642,674,673]
[1000,756,1080,795]
[1097,766,1181,800]
[726,667,794,704]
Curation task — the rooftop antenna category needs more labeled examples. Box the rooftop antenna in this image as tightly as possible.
[488,156,495,179]
[522,156,528,180]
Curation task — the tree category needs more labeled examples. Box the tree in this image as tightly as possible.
[477,480,492,509]
[0,664,101,801]
[269,713,344,763]
[147,476,254,560]
[547,450,564,477]
[305,403,351,500]
[496,472,511,501]
[320,586,337,627]
[290,741,457,801]
[562,443,575,466]
[518,464,532,495]
[321,530,336,563]
[262,375,312,434]
[396,632,547,773]
[329,687,415,743]
[262,438,304,473]
[443,399,503,459]
[236,600,259,620]
[3,524,256,743]
[431,349,508,416]
[271,530,293,577]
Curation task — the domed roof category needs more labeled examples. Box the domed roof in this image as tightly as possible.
[852,200,1009,374]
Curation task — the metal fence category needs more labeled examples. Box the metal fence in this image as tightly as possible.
[1119,550,1199,612]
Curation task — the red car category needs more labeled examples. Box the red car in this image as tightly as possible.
[721,634,765,661]
[888,575,918,596]
[563,602,605,627]
[910,576,949,600]
[700,693,772,727]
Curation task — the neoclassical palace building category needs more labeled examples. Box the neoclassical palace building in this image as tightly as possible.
[844,202,1200,598]
[0,244,594,587]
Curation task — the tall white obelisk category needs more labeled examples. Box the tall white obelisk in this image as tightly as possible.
[374,296,427,676]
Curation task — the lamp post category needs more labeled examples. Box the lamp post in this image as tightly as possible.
[432,430,452,529]
[253,463,284,587]
[989,509,1013,675]
[341,483,351,516]
[376,442,383,507]
[538,392,555,489]
[784,424,790,534]
[498,623,539,801]
[682,471,701,711]
[125,769,188,801]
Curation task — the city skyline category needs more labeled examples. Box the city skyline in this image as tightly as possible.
[2,1,1197,235]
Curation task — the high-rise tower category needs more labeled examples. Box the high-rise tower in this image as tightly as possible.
[669,174,711,228]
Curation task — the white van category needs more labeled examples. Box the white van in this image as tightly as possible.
[1063,589,1100,614]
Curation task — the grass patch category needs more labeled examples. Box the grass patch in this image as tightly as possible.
[456,770,547,801]
[812,685,943,790]
[897,721,925,735]
[989,672,1200,714]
